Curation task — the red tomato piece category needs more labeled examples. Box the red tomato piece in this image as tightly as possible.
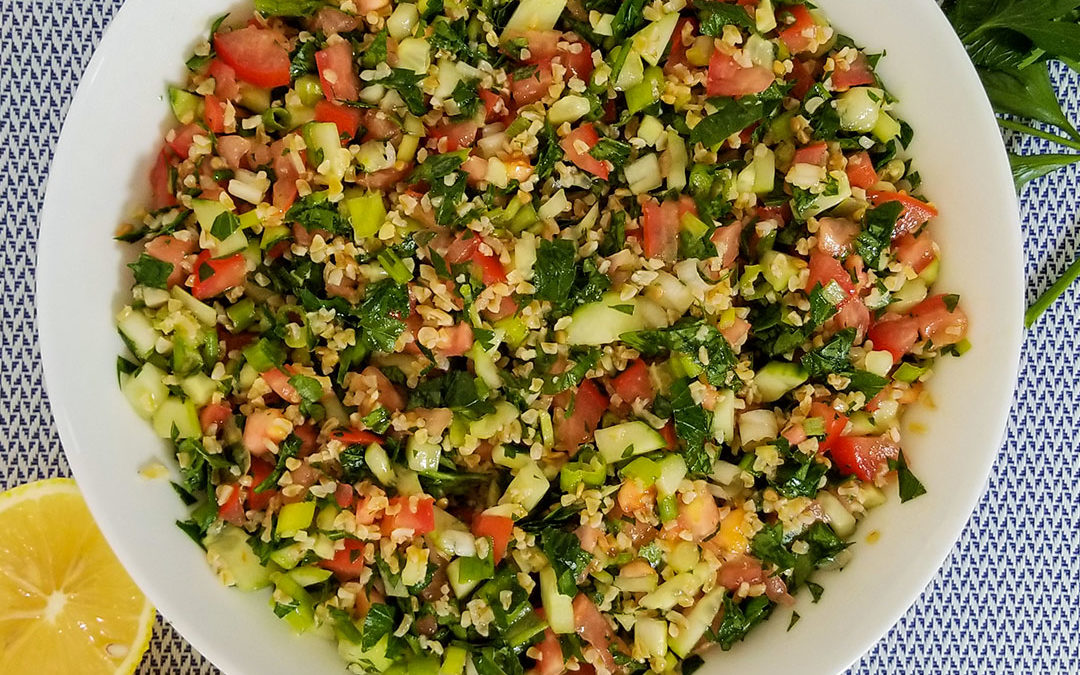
[832,52,876,91]
[428,121,479,152]
[218,484,245,526]
[787,57,819,99]
[710,221,745,269]
[910,294,968,346]
[247,458,277,511]
[642,199,680,263]
[214,26,292,89]
[471,511,514,564]
[167,123,202,159]
[866,190,939,239]
[314,100,365,140]
[270,137,301,211]
[867,316,920,363]
[199,402,232,434]
[331,428,384,445]
[806,249,856,296]
[510,62,553,105]
[829,435,900,481]
[664,17,695,75]
[835,297,871,341]
[208,58,240,100]
[217,135,253,171]
[707,49,775,97]
[845,150,878,189]
[779,5,818,54]
[320,538,366,581]
[243,409,286,456]
[316,40,360,101]
[572,594,617,674]
[809,401,849,454]
[479,88,508,122]
[554,379,608,452]
[145,233,195,287]
[557,39,594,81]
[472,251,507,284]
[334,483,355,509]
[532,627,565,675]
[382,496,436,536]
[262,367,300,404]
[660,420,678,451]
[893,231,936,273]
[149,148,178,210]
[204,94,226,134]
[793,141,828,167]
[484,294,519,322]
[560,123,609,180]
[611,359,655,406]
[436,322,475,357]
[513,29,560,61]
[191,251,248,299]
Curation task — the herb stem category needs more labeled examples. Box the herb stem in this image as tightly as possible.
[1026,253,1080,328]
[998,118,1080,152]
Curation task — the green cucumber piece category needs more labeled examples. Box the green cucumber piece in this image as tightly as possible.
[594,421,666,463]
[204,525,271,591]
[755,361,809,402]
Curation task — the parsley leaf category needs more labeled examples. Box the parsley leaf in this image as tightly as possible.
[713,594,774,651]
[410,370,494,419]
[690,96,765,148]
[290,40,319,80]
[535,121,563,180]
[770,439,829,498]
[373,68,427,116]
[128,253,173,289]
[889,449,928,502]
[533,238,577,302]
[286,193,350,236]
[360,29,388,69]
[254,434,303,493]
[211,210,240,240]
[855,200,903,270]
[255,0,324,16]
[801,328,856,378]
[450,78,481,119]
[540,529,593,596]
[621,320,739,388]
[429,18,471,60]
[589,138,632,170]
[670,378,712,474]
[697,0,756,36]
[357,279,410,352]
[361,603,397,650]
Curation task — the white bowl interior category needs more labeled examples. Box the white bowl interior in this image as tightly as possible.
[37,1,1023,673]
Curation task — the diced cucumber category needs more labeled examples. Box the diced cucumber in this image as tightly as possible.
[288,565,334,587]
[387,2,420,39]
[539,566,575,634]
[180,373,218,406]
[406,436,442,472]
[859,483,887,509]
[469,401,519,440]
[666,130,688,191]
[759,250,807,293]
[429,513,477,559]
[655,454,687,495]
[302,122,348,184]
[548,95,591,125]
[711,389,736,444]
[502,0,567,36]
[637,116,665,145]
[345,191,387,241]
[594,421,667,463]
[918,258,940,285]
[863,350,894,378]
[238,84,272,113]
[631,11,679,66]
[625,153,663,194]
[614,566,658,593]
[498,461,549,512]
[836,87,884,133]
[276,501,316,538]
[446,557,481,598]
[191,198,229,234]
[848,407,897,435]
[168,86,202,124]
[204,525,271,591]
[440,645,468,675]
[794,170,852,219]
[612,47,644,91]
[669,589,725,657]
[269,571,316,632]
[635,617,668,660]
[889,278,928,313]
[396,468,424,496]
[872,111,902,143]
[738,409,778,444]
[338,634,395,673]
[366,443,397,486]
[816,491,856,538]
[469,342,503,390]
[397,37,431,74]
[625,66,665,115]
[639,572,703,611]
[269,542,307,570]
[170,286,218,327]
[261,224,290,248]
[756,0,777,32]
[117,306,159,361]
[755,361,808,402]
[493,444,533,470]
[151,397,200,439]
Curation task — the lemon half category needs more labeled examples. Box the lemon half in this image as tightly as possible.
[0,479,155,674]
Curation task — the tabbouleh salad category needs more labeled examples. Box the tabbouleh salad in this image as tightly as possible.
[114,0,970,672]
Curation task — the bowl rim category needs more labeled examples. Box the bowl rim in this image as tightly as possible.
[35,0,1024,673]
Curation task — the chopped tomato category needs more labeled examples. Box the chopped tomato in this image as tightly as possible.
[314,100,364,140]
[436,322,475,357]
[167,123,202,159]
[213,26,291,89]
[554,379,609,452]
[707,49,775,97]
[515,29,560,61]
[484,294,519,322]
[532,627,566,675]
[191,251,247,299]
[716,555,766,591]
[611,359,654,406]
[710,221,745,269]
[262,367,300,404]
[866,190,939,238]
[247,458,276,511]
[894,231,936,273]
[779,5,818,54]
[331,428,383,445]
[676,491,721,541]
[510,63,553,105]
[832,52,876,91]
[428,121,479,152]
[217,484,245,526]
[560,124,609,180]
[316,40,360,101]
[835,297,871,341]
[149,148,177,210]
[145,233,195,287]
[198,402,231,434]
[472,251,507,284]
[806,249,856,296]
[845,150,878,189]
[660,420,678,451]
[664,17,695,74]
[356,164,413,190]
[217,135,253,170]
[816,217,859,257]
[243,409,287,456]
[793,141,828,167]
[787,57,819,99]
[471,511,514,564]
[829,435,900,481]
[208,58,240,100]
[642,197,695,263]
[294,423,318,457]
[868,316,920,363]
[358,109,403,143]
[319,538,366,581]
[809,401,848,454]
[572,594,617,674]
[479,88,507,122]
[270,137,300,211]
[556,39,594,82]
[204,94,226,134]
[361,366,407,413]
[382,496,436,536]
[910,294,968,346]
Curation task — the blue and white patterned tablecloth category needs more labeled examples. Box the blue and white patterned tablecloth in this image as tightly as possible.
[2,1,1079,672]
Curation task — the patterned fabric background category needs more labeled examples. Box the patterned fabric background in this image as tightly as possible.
[1,1,1077,672]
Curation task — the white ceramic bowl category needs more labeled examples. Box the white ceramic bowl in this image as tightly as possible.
[37,1,1023,673]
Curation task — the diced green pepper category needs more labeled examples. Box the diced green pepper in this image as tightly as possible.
[625,66,665,115]
[346,191,387,241]
[276,501,316,538]
[226,298,256,332]
[295,75,325,107]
